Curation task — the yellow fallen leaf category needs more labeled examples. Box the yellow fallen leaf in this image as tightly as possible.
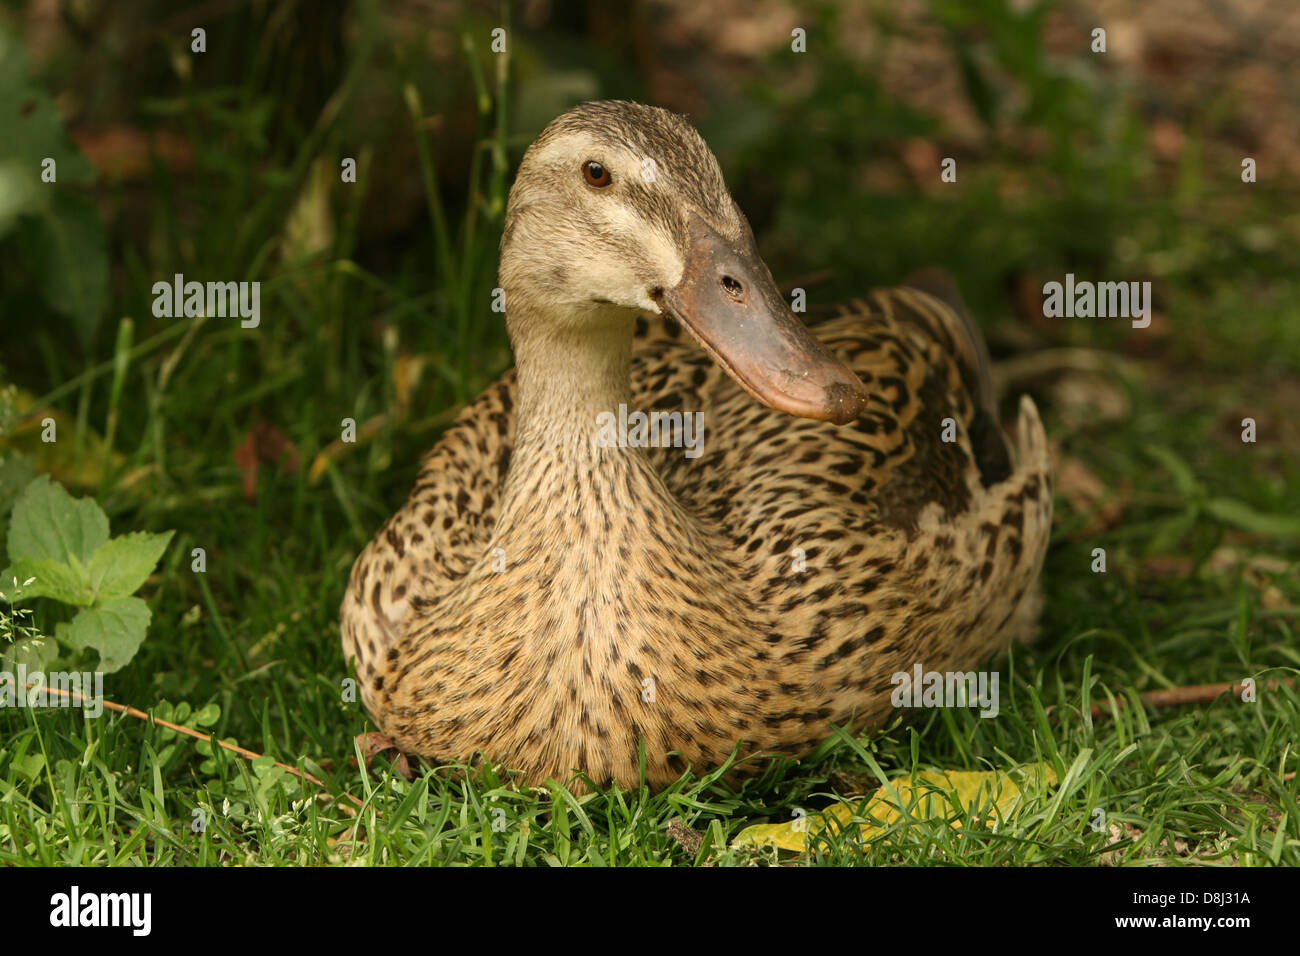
[1,388,122,487]
[307,412,389,483]
[279,155,338,266]
[733,764,1056,852]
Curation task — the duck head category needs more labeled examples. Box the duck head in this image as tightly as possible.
[500,100,868,425]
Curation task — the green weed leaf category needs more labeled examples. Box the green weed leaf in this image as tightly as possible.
[56,596,151,673]
[1,634,57,672]
[0,26,107,343]
[0,450,35,561]
[1,556,90,605]
[2,475,172,671]
[86,530,175,600]
[7,474,108,566]
[1205,498,1300,538]
[193,703,221,728]
[11,752,45,782]
[1146,446,1201,501]
[24,193,111,344]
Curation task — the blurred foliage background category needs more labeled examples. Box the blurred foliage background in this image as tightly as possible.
[3,0,1297,564]
[4,0,1299,375]
[2,0,1299,730]
[2,0,1299,698]
[0,0,1297,865]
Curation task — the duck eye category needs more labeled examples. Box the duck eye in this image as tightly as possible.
[582,160,612,188]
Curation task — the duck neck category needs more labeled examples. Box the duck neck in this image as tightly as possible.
[499,304,675,528]
[511,306,637,451]
[481,300,757,675]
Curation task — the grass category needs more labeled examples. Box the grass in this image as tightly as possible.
[0,0,1297,866]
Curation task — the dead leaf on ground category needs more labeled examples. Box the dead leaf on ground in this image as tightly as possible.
[1049,372,1130,432]
[827,768,877,794]
[665,819,704,857]
[1054,452,1128,534]
[356,732,413,781]
[1207,547,1295,608]
[1143,555,1197,577]
[1149,119,1185,160]
[1121,310,1172,355]
[1014,270,1055,334]
[1102,820,1243,867]
[900,138,941,189]
[1145,547,1296,604]
[70,127,192,183]
[234,423,300,503]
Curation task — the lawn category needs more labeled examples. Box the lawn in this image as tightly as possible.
[0,0,1297,866]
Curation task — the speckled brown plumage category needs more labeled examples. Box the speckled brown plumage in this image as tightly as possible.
[339,101,1052,790]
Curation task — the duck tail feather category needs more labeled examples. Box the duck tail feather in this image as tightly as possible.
[1014,394,1050,474]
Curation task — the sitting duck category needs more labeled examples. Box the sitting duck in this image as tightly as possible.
[341,100,1052,790]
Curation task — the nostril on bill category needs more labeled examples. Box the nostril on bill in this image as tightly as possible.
[721,275,745,300]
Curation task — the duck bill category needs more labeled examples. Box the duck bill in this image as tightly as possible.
[653,213,868,425]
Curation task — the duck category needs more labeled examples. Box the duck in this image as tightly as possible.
[340,100,1052,791]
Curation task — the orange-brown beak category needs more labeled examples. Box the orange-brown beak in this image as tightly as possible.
[653,213,868,425]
